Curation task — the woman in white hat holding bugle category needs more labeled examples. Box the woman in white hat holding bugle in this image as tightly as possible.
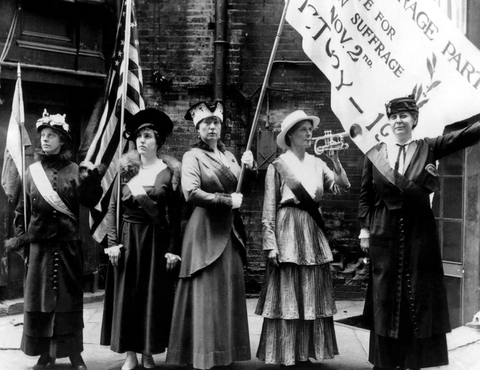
[255,110,350,366]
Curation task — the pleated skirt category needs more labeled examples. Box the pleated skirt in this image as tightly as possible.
[166,237,251,370]
[255,263,338,366]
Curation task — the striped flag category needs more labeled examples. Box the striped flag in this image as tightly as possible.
[80,0,144,243]
[1,63,31,205]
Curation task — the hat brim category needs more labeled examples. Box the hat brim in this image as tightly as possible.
[37,124,72,141]
[125,109,173,140]
[276,116,320,150]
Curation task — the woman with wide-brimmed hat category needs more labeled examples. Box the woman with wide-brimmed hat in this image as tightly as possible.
[100,108,183,370]
[358,95,480,369]
[8,110,104,370]
[166,100,256,370]
[255,110,350,366]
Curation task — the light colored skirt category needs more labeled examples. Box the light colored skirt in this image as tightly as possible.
[255,262,338,366]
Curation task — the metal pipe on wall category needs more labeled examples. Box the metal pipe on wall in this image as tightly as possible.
[213,0,228,101]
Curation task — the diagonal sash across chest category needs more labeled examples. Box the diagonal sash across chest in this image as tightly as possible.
[126,175,161,224]
[367,144,429,205]
[272,157,327,233]
[30,162,77,222]
[190,148,238,193]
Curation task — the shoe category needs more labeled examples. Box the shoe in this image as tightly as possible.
[122,352,138,370]
[30,353,54,370]
[141,354,156,369]
[69,353,87,370]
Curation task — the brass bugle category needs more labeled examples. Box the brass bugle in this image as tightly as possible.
[311,131,349,155]
[348,123,379,153]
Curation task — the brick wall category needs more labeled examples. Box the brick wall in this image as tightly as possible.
[135,0,367,299]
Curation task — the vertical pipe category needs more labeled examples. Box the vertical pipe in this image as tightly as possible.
[213,0,228,101]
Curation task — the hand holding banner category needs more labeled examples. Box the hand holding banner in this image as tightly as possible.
[286,0,480,152]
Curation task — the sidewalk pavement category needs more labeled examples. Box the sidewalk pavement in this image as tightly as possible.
[0,294,479,370]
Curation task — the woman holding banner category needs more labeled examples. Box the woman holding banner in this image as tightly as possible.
[166,100,256,370]
[255,110,350,366]
[358,95,480,369]
[8,111,104,370]
[100,109,183,370]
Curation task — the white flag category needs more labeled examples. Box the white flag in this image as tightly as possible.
[1,63,31,204]
[286,0,480,152]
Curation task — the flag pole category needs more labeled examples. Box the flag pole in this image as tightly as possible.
[17,63,28,232]
[236,0,290,192]
[116,0,132,234]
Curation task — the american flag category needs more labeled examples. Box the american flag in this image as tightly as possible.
[81,0,144,243]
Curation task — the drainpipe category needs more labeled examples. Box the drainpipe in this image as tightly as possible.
[213,0,228,101]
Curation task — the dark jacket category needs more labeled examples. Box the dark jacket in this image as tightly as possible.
[13,151,103,313]
[359,118,480,339]
[15,152,103,242]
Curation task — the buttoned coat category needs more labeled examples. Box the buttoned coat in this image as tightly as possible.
[359,118,480,339]
[14,152,103,313]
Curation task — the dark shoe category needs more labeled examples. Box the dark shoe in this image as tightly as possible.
[295,359,313,366]
[141,354,156,369]
[69,353,87,370]
[30,353,54,370]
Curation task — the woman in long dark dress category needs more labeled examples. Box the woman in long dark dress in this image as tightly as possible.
[166,100,256,370]
[9,111,103,370]
[358,95,480,369]
[255,110,350,366]
[100,109,182,370]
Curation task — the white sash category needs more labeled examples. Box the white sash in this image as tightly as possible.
[126,175,147,197]
[30,162,77,222]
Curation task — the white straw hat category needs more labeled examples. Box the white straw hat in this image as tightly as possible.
[276,110,320,149]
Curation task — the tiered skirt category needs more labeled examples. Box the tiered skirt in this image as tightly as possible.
[255,207,338,366]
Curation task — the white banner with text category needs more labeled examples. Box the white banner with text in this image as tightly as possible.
[286,0,480,152]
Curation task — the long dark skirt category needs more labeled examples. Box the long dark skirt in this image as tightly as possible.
[21,311,83,358]
[369,285,449,369]
[100,221,175,354]
[166,238,251,370]
[21,240,84,359]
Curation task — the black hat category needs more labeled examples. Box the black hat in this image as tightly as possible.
[36,109,72,141]
[385,94,419,118]
[124,108,173,140]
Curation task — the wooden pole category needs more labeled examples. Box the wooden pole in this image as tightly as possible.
[17,63,28,232]
[236,0,291,192]
[116,0,132,234]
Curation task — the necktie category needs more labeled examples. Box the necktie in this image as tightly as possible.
[394,144,407,173]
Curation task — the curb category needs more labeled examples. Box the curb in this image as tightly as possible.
[0,291,105,317]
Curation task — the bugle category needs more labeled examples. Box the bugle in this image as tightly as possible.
[312,130,349,156]
[348,123,379,153]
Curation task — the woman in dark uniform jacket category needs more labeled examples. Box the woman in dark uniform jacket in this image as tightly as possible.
[9,111,103,370]
[358,95,480,370]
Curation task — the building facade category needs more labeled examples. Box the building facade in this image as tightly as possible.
[0,0,479,328]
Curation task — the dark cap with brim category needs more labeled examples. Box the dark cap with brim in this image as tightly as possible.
[124,108,174,140]
[385,94,419,118]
